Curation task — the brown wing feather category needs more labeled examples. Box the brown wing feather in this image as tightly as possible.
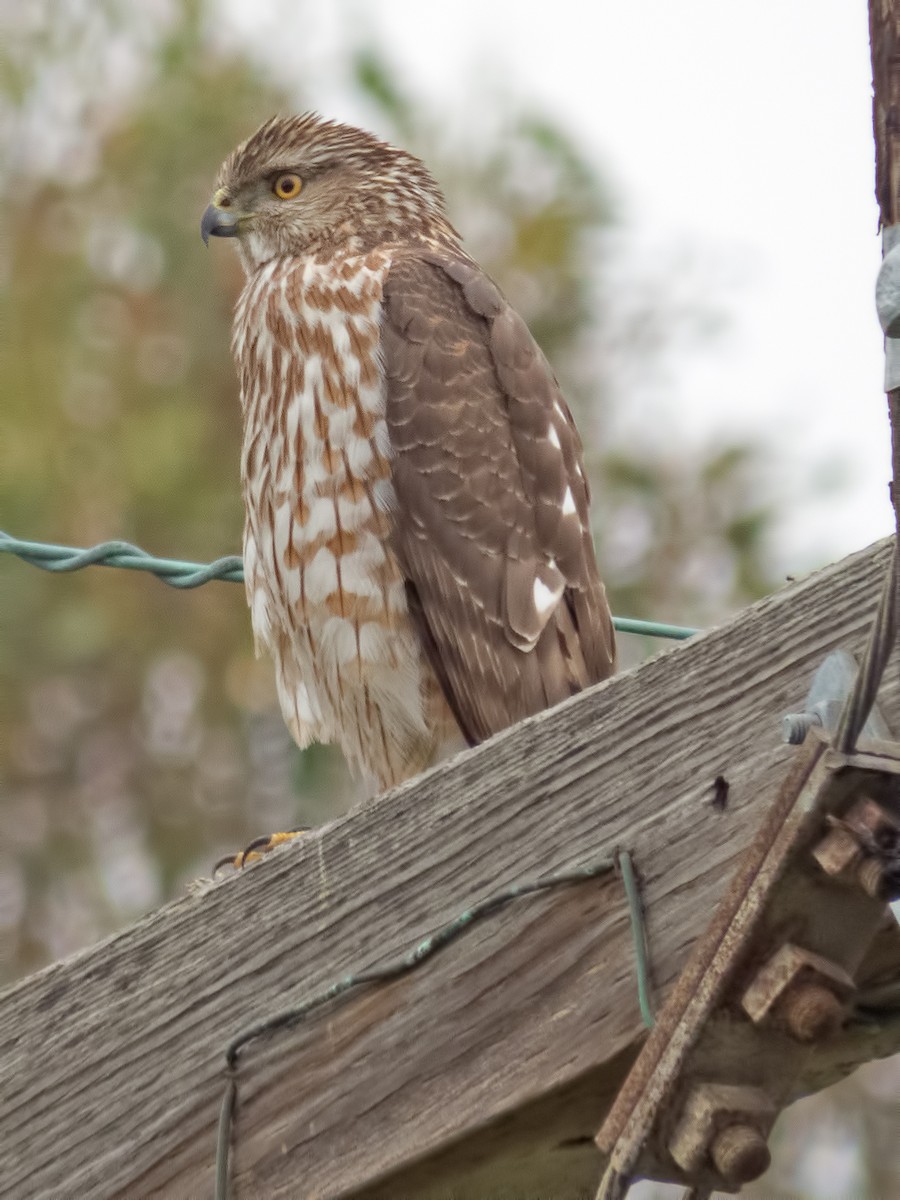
[382,249,615,743]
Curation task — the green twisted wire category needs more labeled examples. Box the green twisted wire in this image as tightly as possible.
[0,530,699,639]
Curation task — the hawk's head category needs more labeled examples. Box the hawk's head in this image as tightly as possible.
[201,113,457,269]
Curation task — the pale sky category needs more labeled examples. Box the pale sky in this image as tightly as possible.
[226,0,893,574]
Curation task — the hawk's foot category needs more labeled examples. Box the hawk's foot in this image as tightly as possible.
[214,827,310,873]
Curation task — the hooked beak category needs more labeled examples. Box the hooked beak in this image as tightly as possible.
[201,204,242,246]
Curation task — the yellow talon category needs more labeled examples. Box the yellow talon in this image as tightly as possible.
[214,828,310,874]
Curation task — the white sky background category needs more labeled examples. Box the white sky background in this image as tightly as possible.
[225,0,891,575]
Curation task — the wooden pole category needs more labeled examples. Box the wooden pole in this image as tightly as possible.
[869,1,900,541]
[0,538,899,1200]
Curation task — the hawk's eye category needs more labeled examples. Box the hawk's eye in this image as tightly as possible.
[272,173,303,200]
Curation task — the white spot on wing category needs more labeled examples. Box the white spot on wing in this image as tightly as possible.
[562,486,577,515]
[533,576,561,617]
[548,425,561,449]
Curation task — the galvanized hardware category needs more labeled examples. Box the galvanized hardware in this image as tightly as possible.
[876,225,900,336]
[782,649,892,745]
[877,224,900,390]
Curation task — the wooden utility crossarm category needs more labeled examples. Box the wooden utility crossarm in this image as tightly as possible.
[2,538,900,1200]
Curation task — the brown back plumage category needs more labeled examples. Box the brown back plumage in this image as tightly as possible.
[382,249,615,743]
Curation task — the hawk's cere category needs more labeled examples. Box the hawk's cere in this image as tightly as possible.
[202,114,616,792]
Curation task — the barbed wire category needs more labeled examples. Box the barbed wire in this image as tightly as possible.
[0,530,243,588]
[0,530,699,640]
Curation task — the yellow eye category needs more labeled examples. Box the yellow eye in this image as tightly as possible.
[272,173,303,200]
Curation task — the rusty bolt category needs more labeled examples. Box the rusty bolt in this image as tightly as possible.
[812,797,900,900]
[857,856,891,900]
[710,1122,772,1186]
[668,1082,774,1180]
[741,944,854,1041]
[832,798,900,901]
[778,980,846,1042]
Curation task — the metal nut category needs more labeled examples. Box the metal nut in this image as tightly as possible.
[812,824,863,878]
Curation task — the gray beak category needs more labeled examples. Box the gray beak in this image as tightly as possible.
[201,205,241,246]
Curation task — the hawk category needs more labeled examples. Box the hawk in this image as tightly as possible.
[202,114,615,795]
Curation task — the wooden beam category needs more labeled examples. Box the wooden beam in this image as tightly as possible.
[1,538,899,1200]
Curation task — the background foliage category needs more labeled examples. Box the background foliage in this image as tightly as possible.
[0,2,895,1196]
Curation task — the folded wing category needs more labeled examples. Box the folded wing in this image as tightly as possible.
[381,250,615,744]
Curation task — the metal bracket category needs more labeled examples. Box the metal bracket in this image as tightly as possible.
[782,649,893,745]
[595,731,900,1198]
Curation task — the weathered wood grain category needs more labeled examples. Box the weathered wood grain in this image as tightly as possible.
[1,538,899,1200]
